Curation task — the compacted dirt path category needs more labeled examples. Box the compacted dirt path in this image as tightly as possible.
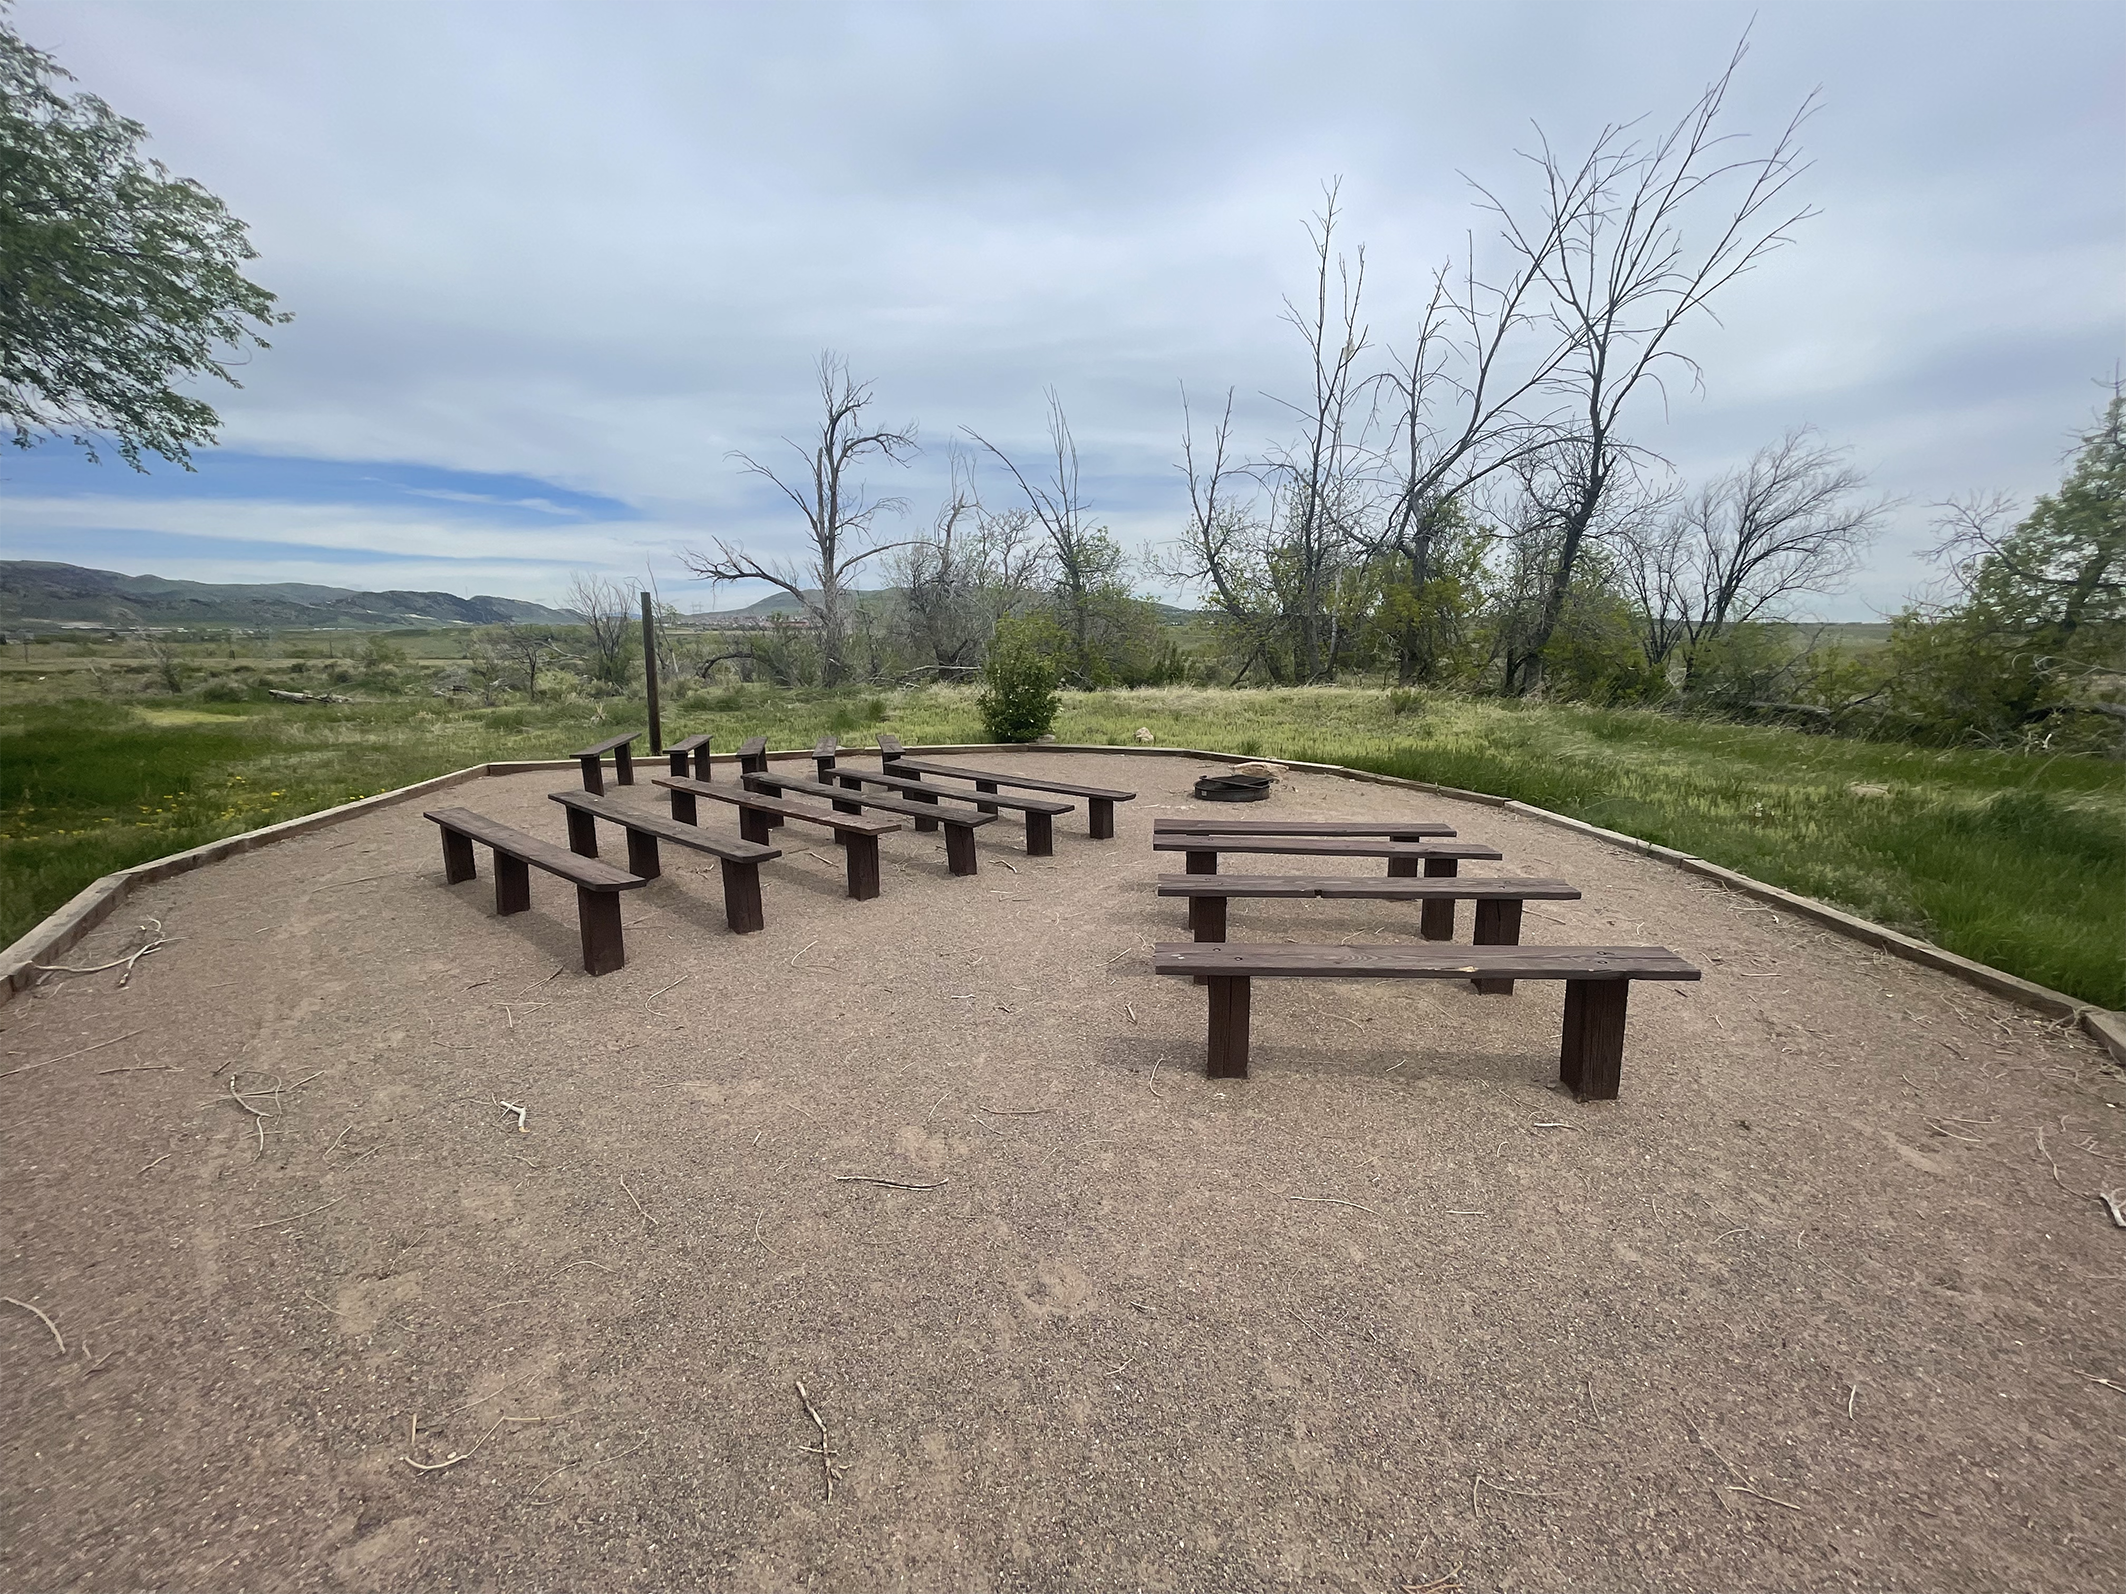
[1,750,2120,1592]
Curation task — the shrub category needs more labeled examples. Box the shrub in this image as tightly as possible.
[978,617,1062,742]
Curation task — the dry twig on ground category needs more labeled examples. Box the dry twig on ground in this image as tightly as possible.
[3,1296,65,1354]
[794,1380,847,1502]
[0,1030,144,1080]
[833,1174,949,1190]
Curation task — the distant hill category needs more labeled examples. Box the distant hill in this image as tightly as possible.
[0,562,580,630]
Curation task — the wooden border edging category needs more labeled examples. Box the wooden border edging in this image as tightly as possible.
[3,739,2118,1069]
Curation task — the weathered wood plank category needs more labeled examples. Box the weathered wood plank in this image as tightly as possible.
[1150,943,1700,980]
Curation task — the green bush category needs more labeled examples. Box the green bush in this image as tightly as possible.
[978,617,1063,742]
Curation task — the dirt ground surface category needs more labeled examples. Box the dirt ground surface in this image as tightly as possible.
[1,750,2121,1594]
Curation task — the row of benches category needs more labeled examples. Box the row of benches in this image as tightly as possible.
[424,735,1140,974]
[1145,817,1700,1100]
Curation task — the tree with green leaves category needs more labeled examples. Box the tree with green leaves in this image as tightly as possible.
[1,10,285,468]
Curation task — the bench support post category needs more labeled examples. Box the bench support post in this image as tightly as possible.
[843,834,882,901]
[719,858,765,934]
[1025,811,1054,857]
[564,807,599,858]
[624,828,661,879]
[908,787,939,832]
[1206,976,1251,1079]
[944,824,978,877]
[752,773,785,828]
[494,853,532,916]
[1188,893,1227,986]
[739,806,772,846]
[576,886,625,975]
[613,744,634,786]
[1089,797,1115,840]
[1419,857,1458,939]
[440,828,477,884]
[974,778,999,815]
[667,749,691,779]
[1184,848,1217,876]
[668,788,698,825]
[830,774,864,816]
[1471,899,1523,994]
[1560,978,1629,1101]
[576,754,605,796]
[692,745,712,781]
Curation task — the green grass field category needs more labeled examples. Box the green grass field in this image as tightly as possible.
[4,682,2121,1008]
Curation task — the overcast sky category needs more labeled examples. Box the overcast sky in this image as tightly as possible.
[5,0,2121,618]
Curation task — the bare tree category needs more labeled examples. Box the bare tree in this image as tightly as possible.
[487,620,563,699]
[683,352,918,686]
[1620,431,1886,685]
[965,389,1125,682]
[895,448,1049,674]
[1481,41,1818,692]
[563,572,636,691]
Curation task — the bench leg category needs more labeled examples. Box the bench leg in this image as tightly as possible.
[668,750,689,779]
[1089,797,1115,840]
[1188,893,1226,986]
[576,886,625,975]
[614,746,634,786]
[843,835,882,900]
[693,747,713,781]
[739,807,772,846]
[577,754,605,796]
[1185,849,1217,875]
[944,824,978,877]
[756,777,785,828]
[720,858,765,933]
[1420,857,1458,940]
[564,807,599,858]
[1471,899,1522,994]
[669,789,698,825]
[831,774,863,816]
[1025,811,1053,857]
[1561,979,1629,1101]
[910,788,939,833]
[625,829,661,880]
[974,778,999,816]
[494,853,531,916]
[814,756,836,782]
[1206,975,1251,1079]
[440,828,477,884]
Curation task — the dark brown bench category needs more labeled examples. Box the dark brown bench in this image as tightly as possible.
[743,771,997,876]
[1153,942,1701,1097]
[829,768,1071,855]
[812,734,840,780]
[424,806,647,975]
[568,732,641,795]
[1153,817,1458,839]
[549,789,778,933]
[1151,833,1505,939]
[735,736,779,828]
[665,733,713,781]
[655,774,899,900]
[877,733,1134,839]
[1157,873,1582,993]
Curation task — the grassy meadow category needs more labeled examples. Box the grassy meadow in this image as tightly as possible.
[2,673,2120,1008]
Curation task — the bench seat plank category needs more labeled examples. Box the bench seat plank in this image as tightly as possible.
[655,774,897,900]
[877,737,1133,838]
[424,806,645,975]
[570,732,640,758]
[1153,818,1456,838]
[748,772,995,875]
[548,789,778,932]
[1151,837,1501,862]
[832,768,1066,855]
[1155,873,1576,899]
[567,730,642,794]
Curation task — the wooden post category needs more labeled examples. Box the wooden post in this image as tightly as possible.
[577,753,605,796]
[1185,848,1217,875]
[564,807,599,858]
[944,824,978,876]
[1206,976,1251,1078]
[494,854,532,916]
[1420,857,1458,940]
[1089,797,1115,840]
[843,834,882,900]
[739,805,772,846]
[973,778,999,816]
[1188,893,1226,986]
[642,591,662,756]
[1024,811,1054,857]
[831,774,863,816]
[906,786,940,832]
[440,828,477,884]
[720,858,765,933]
[692,742,712,781]
[613,740,634,787]
[1471,899,1523,994]
[577,887,626,975]
[624,828,661,879]
[669,787,698,825]
[1560,978,1629,1100]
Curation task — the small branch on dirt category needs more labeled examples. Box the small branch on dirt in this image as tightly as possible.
[242,1197,343,1231]
[0,1030,144,1079]
[646,975,691,1007]
[1124,1003,1138,1024]
[325,1123,354,1155]
[2072,1370,2126,1395]
[139,1154,170,1175]
[228,1075,275,1152]
[400,1412,506,1473]
[28,920,166,985]
[794,1380,847,1502]
[309,874,393,893]
[2098,1189,2125,1229]
[97,1063,175,1075]
[1847,1384,1858,1420]
[997,859,1018,873]
[619,1174,658,1230]
[975,1104,1050,1117]
[1472,1474,1560,1515]
[833,1174,949,1190]
[551,1259,613,1276]
[1725,1484,1804,1512]
[3,1296,65,1354]
[1288,1195,1384,1217]
[1147,1055,1166,1099]
[1402,1572,1464,1594]
[789,939,819,967]
[499,1101,528,1133]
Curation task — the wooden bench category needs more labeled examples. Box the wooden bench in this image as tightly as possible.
[665,733,713,781]
[548,789,778,933]
[655,774,899,900]
[1157,873,1582,993]
[735,736,779,828]
[830,768,1071,855]
[812,734,840,780]
[568,731,641,795]
[743,771,997,876]
[424,806,647,974]
[1153,817,1457,839]
[1153,942,1701,1097]
[877,733,1134,838]
[1151,833,1505,939]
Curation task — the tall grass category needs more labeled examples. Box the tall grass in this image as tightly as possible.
[3,684,2119,1008]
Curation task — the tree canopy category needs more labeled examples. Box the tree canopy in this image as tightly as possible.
[0,12,285,468]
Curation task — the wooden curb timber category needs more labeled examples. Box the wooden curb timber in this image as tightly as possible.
[3,740,2119,1072]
